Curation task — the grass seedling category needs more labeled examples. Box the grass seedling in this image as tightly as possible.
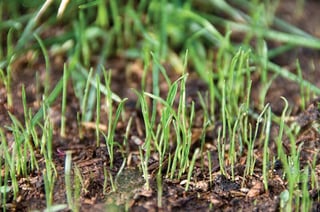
[148,75,179,176]
[170,120,181,179]
[228,110,239,180]
[262,106,272,192]
[41,103,57,209]
[225,50,249,115]
[197,93,211,168]
[296,60,310,111]
[95,75,101,146]
[220,78,227,177]
[134,89,154,189]
[80,68,93,123]
[43,167,56,208]
[177,79,195,179]
[123,117,133,156]
[0,127,14,208]
[108,169,116,192]
[275,97,304,211]
[136,69,188,200]
[31,74,65,127]
[3,27,14,107]
[76,64,121,102]
[139,145,150,190]
[21,86,39,169]
[245,104,270,177]
[8,113,28,177]
[64,151,73,210]
[198,92,210,128]
[115,158,126,182]
[2,85,55,203]
[102,71,127,168]
[301,167,311,211]
[185,148,200,191]
[34,34,51,96]
[165,73,196,180]
[77,67,93,138]
[256,40,269,105]
[275,98,292,211]
[275,97,288,159]
[258,73,278,110]
[1,125,18,201]
[60,63,69,138]
[239,89,250,156]
[217,128,226,176]
[0,55,14,110]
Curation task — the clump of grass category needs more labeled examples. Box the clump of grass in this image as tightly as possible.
[273,97,315,210]
[40,100,58,209]
[135,90,153,190]
[102,70,127,169]
[169,73,196,180]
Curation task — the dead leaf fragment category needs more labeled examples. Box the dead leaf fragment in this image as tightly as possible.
[246,180,264,198]
[195,181,209,191]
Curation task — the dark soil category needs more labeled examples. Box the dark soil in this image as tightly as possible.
[1,1,320,211]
